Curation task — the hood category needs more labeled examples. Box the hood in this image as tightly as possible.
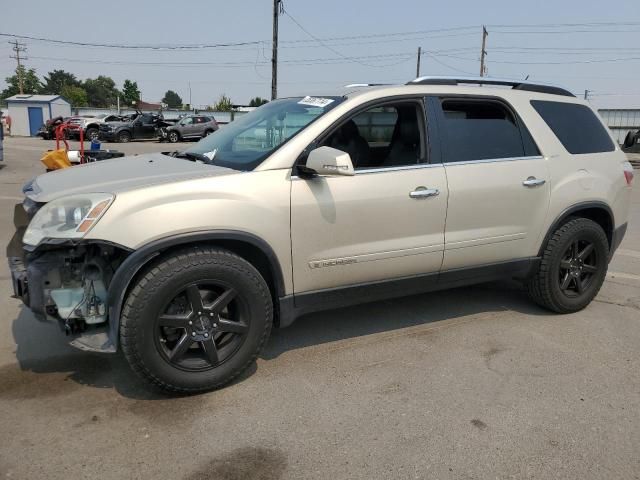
[27,152,237,202]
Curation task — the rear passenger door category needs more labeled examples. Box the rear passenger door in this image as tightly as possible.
[427,96,550,270]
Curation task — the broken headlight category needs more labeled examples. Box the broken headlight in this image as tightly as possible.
[23,193,114,246]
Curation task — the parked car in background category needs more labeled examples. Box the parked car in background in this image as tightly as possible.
[159,115,219,143]
[623,129,639,150]
[98,112,172,143]
[67,114,130,141]
[37,116,70,140]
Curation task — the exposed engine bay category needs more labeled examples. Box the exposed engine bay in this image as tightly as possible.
[10,238,128,343]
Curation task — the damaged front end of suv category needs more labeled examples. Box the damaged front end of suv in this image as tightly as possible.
[8,184,130,352]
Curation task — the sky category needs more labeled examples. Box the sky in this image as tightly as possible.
[1,0,639,108]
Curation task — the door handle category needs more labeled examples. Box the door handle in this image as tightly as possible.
[409,187,440,199]
[522,177,546,187]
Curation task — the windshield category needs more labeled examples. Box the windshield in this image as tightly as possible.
[183,96,343,170]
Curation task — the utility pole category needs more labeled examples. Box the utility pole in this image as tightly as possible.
[479,26,488,77]
[416,47,422,77]
[9,39,27,94]
[271,0,282,100]
[584,89,590,100]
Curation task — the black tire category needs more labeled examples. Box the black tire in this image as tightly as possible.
[168,131,180,143]
[117,131,131,143]
[203,129,213,137]
[527,217,609,313]
[86,127,99,141]
[120,247,273,393]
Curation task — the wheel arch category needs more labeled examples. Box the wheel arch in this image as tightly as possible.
[106,231,286,350]
[538,201,614,257]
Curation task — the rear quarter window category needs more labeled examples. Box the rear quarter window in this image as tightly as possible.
[531,100,615,154]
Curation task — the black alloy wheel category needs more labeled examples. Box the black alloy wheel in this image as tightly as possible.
[558,239,599,298]
[155,282,249,371]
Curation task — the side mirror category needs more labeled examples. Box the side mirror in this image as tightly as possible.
[304,146,355,177]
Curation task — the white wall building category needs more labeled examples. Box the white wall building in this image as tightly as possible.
[6,95,71,136]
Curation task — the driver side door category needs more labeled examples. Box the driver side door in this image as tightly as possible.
[290,98,448,302]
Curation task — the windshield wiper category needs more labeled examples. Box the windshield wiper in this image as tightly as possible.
[172,151,212,163]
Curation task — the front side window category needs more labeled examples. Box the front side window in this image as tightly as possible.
[438,99,533,162]
[531,100,615,154]
[319,101,425,169]
[181,117,194,126]
[184,97,343,171]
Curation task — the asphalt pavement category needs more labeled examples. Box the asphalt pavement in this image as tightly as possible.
[0,136,639,480]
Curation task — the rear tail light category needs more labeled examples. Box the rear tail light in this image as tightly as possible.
[623,162,634,185]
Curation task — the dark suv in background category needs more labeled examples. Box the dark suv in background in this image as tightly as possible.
[160,115,219,143]
[99,112,169,143]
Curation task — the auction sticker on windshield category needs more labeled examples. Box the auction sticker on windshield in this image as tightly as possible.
[298,96,335,108]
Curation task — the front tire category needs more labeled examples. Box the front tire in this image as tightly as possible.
[117,131,131,143]
[527,218,609,313]
[120,247,273,393]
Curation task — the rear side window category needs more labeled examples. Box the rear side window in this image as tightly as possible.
[531,100,615,154]
[438,99,535,162]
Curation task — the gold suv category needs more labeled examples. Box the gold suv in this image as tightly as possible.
[8,77,634,392]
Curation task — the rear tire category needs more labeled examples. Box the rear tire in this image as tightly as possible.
[527,218,609,313]
[120,247,273,393]
[117,131,131,143]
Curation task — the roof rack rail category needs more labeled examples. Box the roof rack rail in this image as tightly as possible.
[407,76,575,98]
[344,83,392,88]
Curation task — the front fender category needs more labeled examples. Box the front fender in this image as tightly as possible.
[105,230,287,350]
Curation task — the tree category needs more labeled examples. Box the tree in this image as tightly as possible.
[1,66,42,98]
[162,90,183,109]
[61,84,88,107]
[41,69,80,95]
[249,97,268,107]
[121,79,141,106]
[213,94,233,112]
[83,76,119,108]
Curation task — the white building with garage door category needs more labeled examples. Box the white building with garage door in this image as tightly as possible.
[5,94,71,136]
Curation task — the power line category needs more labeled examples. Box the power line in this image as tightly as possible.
[488,21,640,28]
[281,7,378,67]
[0,32,263,50]
[27,52,416,67]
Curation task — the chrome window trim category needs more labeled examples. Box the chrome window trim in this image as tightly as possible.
[355,163,442,174]
[290,162,442,180]
[290,155,544,180]
[443,155,544,166]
